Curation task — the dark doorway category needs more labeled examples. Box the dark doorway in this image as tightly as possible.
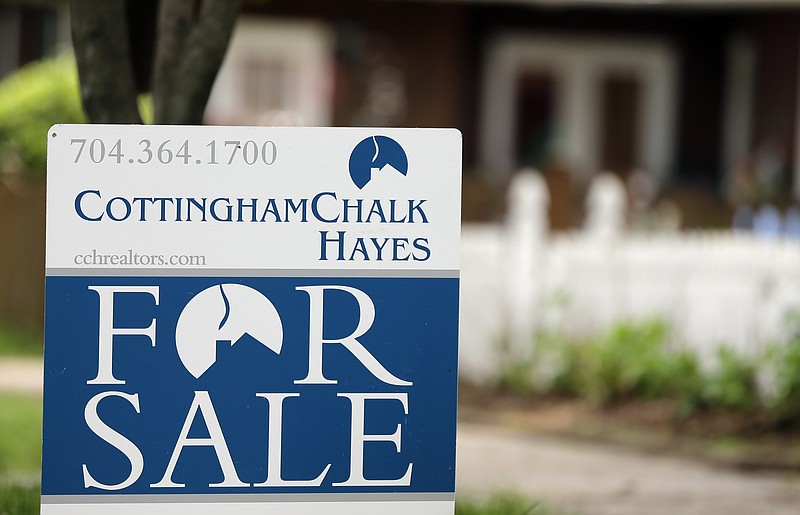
[600,73,642,178]
[515,71,556,170]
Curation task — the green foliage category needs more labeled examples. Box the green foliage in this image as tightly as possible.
[496,335,538,395]
[137,94,154,125]
[497,358,537,395]
[496,317,770,415]
[0,395,42,475]
[0,54,86,180]
[456,493,561,515]
[547,331,586,396]
[537,319,702,406]
[584,319,681,404]
[696,347,760,412]
[0,483,39,515]
[0,323,42,357]
[766,311,800,423]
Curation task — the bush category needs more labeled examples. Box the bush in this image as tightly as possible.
[549,333,586,397]
[496,334,538,395]
[0,53,86,180]
[495,317,771,415]
[767,311,800,424]
[541,319,701,406]
[695,347,760,412]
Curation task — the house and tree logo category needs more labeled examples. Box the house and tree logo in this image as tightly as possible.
[348,135,408,189]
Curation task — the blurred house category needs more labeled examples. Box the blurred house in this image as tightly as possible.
[5,0,800,211]
[0,0,69,78]
[204,0,800,224]
[3,0,800,333]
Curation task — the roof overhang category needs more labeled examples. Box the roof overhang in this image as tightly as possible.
[414,0,800,9]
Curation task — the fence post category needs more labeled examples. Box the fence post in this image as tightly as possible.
[583,173,627,327]
[505,169,549,353]
[585,172,627,241]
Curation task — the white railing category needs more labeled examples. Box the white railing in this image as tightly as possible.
[460,171,800,382]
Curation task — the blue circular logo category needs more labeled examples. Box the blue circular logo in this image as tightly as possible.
[349,136,408,189]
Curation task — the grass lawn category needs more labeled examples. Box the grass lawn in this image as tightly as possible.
[0,395,41,476]
[0,483,38,515]
[456,492,569,514]
[0,325,41,357]
[0,394,41,515]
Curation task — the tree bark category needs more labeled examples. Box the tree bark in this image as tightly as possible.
[70,0,142,124]
[153,0,242,125]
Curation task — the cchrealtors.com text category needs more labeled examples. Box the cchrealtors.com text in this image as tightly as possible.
[74,249,207,267]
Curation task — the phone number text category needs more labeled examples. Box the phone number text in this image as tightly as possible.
[70,138,278,166]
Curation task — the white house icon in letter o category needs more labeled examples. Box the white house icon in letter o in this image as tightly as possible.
[175,284,283,378]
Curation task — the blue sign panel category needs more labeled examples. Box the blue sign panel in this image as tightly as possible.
[43,276,458,491]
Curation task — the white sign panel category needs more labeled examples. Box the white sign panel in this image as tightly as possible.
[42,126,461,514]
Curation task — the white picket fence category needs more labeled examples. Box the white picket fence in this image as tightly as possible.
[459,171,800,382]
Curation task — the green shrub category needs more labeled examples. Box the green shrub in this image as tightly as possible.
[494,316,778,417]
[766,311,800,423]
[0,54,86,180]
[696,347,760,412]
[548,319,701,406]
[496,331,542,395]
[549,336,586,397]
[497,356,537,395]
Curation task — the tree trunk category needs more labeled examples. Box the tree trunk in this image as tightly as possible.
[70,0,142,124]
[153,0,242,125]
[70,0,242,126]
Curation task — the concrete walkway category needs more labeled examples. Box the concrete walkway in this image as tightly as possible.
[457,422,800,515]
[0,357,42,396]
[2,359,800,513]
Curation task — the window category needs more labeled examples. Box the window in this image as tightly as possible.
[206,18,333,126]
[481,34,677,185]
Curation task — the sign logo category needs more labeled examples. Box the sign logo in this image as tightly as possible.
[349,135,408,189]
[175,284,283,378]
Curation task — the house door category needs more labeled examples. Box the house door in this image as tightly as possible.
[480,34,677,185]
[599,73,642,179]
[515,72,556,170]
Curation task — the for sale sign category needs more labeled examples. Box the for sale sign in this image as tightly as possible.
[42,126,461,514]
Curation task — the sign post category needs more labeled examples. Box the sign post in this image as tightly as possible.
[42,126,461,514]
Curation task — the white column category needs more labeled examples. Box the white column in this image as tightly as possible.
[480,40,518,184]
[641,48,679,185]
[559,61,598,182]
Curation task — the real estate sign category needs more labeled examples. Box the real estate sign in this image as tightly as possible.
[41,125,461,514]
